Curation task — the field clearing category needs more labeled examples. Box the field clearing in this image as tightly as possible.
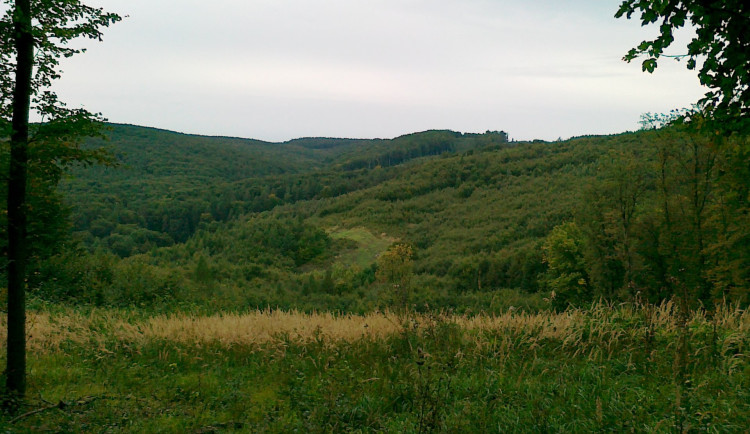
[328,226,395,268]
[1,302,749,432]
[3,301,748,352]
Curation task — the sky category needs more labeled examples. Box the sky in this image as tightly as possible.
[46,0,706,142]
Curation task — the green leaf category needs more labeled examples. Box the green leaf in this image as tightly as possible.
[671,14,685,27]
[642,10,657,23]
[642,59,657,73]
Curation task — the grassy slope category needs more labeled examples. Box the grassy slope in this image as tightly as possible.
[328,227,395,269]
[1,303,747,431]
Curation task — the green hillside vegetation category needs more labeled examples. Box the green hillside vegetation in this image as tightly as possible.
[329,227,395,269]
[3,1,749,428]
[3,123,750,432]
[16,122,747,314]
[61,125,499,253]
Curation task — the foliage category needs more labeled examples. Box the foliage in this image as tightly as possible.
[615,0,750,131]
[571,122,750,306]
[0,133,113,285]
[0,0,121,119]
[1,0,121,401]
[376,243,414,309]
[61,126,508,249]
[0,0,122,292]
[29,123,746,312]
[542,222,591,308]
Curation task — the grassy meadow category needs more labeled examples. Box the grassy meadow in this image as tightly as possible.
[1,301,748,432]
[328,227,395,269]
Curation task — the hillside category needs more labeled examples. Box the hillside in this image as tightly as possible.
[61,125,510,250]
[32,123,747,313]
[43,125,611,310]
[4,121,750,433]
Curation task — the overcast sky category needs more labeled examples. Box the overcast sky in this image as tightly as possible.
[48,0,705,142]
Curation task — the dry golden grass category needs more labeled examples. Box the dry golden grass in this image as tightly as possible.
[1,302,748,355]
[122,309,404,347]
[1,309,405,352]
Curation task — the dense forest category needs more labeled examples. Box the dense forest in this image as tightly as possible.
[3,121,747,314]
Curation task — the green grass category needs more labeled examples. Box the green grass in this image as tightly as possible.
[1,303,749,432]
[328,226,395,268]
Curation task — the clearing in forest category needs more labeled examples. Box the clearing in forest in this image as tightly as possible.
[328,226,395,268]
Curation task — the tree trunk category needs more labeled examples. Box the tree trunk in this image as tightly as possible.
[5,0,34,401]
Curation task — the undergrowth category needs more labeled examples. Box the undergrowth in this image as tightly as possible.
[0,301,748,432]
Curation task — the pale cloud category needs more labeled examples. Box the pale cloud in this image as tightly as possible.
[49,0,707,141]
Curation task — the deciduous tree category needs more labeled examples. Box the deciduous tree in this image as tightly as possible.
[616,0,750,130]
[377,243,414,310]
[542,222,591,309]
[1,0,120,403]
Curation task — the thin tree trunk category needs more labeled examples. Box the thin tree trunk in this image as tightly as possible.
[5,0,34,401]
[658,146,676,295]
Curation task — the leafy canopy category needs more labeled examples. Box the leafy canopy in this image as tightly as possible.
[616,0,750,127]
[1,0,121,134]
[542,222,591,308]
[0,1,122,260]
[0,0,122,120]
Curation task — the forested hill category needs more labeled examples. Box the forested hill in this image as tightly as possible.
[79,124,504,179]
[42,124,748,313]
[52,123,577,308]
[61,124,510,249]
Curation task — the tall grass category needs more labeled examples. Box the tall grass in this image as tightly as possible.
[1,301,748,431]
[2,300,747,354]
